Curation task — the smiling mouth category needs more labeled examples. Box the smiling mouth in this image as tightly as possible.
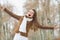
[25,15,32,18]
[29,14,31,16]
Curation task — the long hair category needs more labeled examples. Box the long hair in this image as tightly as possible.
[31,9,40,31]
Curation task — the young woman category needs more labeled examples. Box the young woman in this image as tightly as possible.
[0,6,54,40]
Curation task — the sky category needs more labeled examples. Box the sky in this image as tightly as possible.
[0,0,26,16]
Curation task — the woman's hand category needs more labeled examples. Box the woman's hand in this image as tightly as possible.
[54,26,59,29]
[0,6,5,11]
[54,25,59,29]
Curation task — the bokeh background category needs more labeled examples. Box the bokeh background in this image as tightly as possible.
[0,0,60,40]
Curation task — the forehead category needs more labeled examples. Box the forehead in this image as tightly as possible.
[29,10,34,13]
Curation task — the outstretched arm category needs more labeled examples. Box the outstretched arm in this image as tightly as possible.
[36,22,54,29]
[0,6,22,20]
[3,8,22,20]
[34,20,54,30]
[39,25,54,29]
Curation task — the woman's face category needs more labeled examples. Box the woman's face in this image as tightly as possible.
[26,10,34,18]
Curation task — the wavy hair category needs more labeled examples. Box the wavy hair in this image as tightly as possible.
[31,9,40,31]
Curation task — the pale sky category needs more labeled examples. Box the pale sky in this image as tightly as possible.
[7,0,26,16]
[0,0,26,16]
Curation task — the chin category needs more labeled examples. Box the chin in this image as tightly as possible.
[27,16,33,18]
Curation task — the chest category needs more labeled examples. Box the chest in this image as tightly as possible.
[26,21,32,31]
[19,20,32,32]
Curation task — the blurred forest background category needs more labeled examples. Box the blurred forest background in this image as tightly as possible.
[0,0,60,40]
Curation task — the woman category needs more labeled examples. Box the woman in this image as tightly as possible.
[0,6,54,40]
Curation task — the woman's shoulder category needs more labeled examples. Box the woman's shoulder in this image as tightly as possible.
[20,16,24,19]
[18,16,24,21]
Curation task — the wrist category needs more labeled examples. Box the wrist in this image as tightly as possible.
[1,7,5,11]
[3,7,6,11]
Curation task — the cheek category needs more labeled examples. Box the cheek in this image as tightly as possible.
[31,14,34,17]
[32,14,33,16]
